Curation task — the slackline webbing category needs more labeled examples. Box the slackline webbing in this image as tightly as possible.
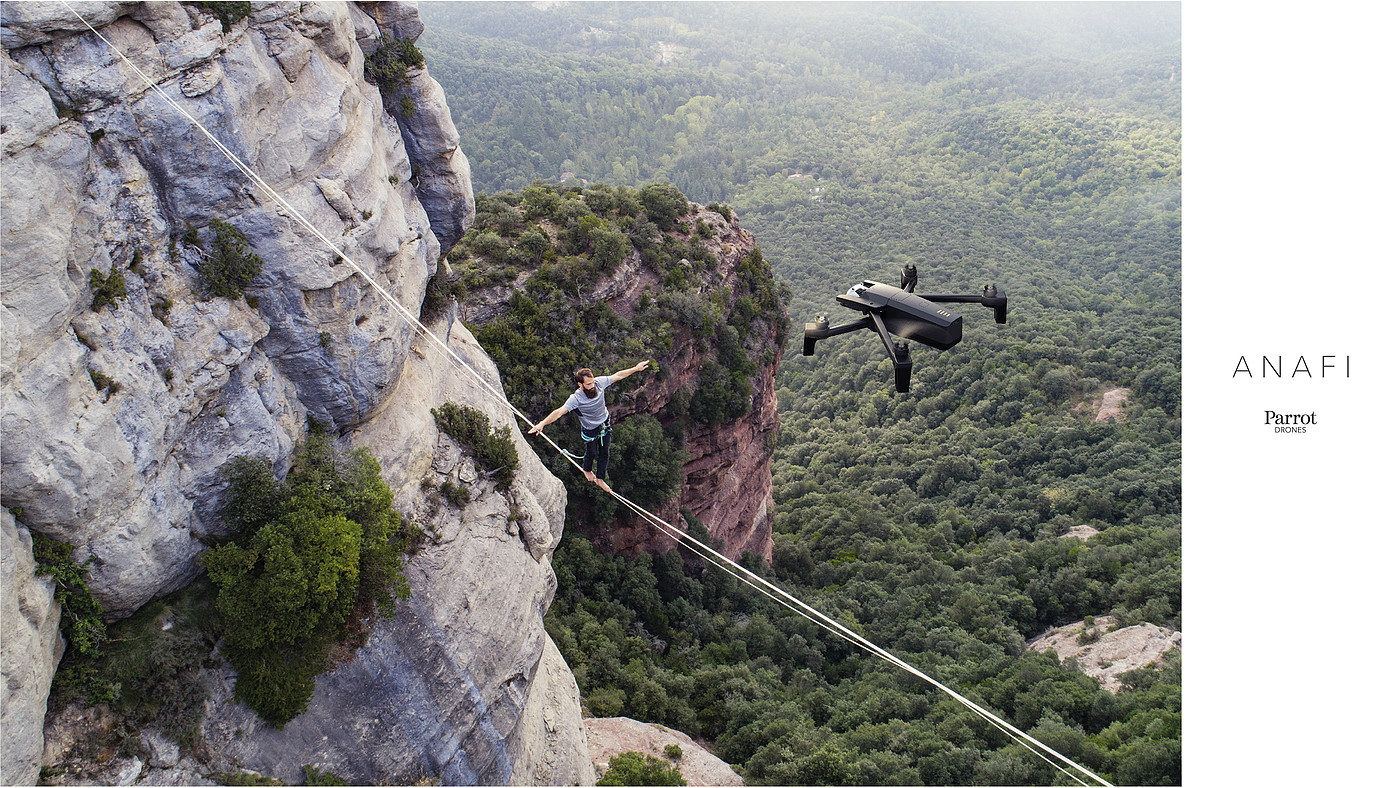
[58,5,1112,785]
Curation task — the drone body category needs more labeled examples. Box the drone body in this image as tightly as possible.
[802,265,1007,392]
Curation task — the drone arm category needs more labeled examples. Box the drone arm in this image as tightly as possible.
[868,311,914,392]
[802,316,871,355]
[915,288,1008,324]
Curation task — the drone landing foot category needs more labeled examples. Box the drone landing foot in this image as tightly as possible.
[894,343,912,392]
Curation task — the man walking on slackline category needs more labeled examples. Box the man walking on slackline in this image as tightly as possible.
[528,360,652,492]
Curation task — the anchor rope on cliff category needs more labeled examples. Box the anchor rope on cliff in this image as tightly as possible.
[60,5,1110,786]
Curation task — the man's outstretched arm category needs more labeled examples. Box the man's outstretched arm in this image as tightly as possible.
[609,359,652,383]
[528,404,571,435]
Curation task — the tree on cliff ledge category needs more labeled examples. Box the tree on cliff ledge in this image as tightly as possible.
[202,431,410,726]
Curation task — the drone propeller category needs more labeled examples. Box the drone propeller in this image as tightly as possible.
[901,264,918,292]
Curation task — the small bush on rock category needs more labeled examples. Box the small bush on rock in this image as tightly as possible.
[192,1,252,33]
[431,402,519,488]
[365,35,424,95]
[32,532,107,660]
[197,220,262,300]
[598,752,686,786]
[89,266,127,311]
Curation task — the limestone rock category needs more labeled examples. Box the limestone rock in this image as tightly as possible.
[1027,615,1181,693]
[288,2,355,66]
[0,0,445,616]
[126,2,195,44]
[199,319,576,784]
[1095,387,1130,422]
[136,759,218,787]
[346,1,382,56]
[389,67,475,254]
[512,638,594,786]
[359,1,426,42]
[112,756,143,786]
[1061,524,1100,540]
[139,729,180,769]
[585,717,743,787]
[0,1,137,50]
[1,512,65,787]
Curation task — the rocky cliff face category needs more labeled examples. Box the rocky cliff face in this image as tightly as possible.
[2,2,587,784]
[1,512,65,786]
[1,0,475,618]
[196,322,589,786]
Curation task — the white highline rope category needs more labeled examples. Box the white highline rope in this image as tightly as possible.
[62,5,1110,785]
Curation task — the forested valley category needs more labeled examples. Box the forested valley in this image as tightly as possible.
[419,2,1181,784]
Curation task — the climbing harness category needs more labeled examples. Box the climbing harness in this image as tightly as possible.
[557,418,609,461]
[57,5,1112,785]
[581,418,610,444]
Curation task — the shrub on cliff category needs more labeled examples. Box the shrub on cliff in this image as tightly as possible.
[688,326,756,427]
[201,432,410,727]
[522,183,564,219]
[192,1,251,33]
[688,361,752,427]
[88,266,127,311]
[639,182,689,231]
[431,401,519,488]
[598,752,686,786]
[366,35,425,96]
[31,533,106,658]
[590,225,630,271]
[195,220,262,300]
[64,580,220,749]
[610,414,686,509]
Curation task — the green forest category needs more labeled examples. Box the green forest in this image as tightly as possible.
[419,2,1181,784]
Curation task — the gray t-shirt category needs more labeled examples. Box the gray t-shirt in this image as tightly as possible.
[563,375,613,430]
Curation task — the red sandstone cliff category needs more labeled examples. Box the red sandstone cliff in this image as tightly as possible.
[573,204,781,563]
[457,202,784,563]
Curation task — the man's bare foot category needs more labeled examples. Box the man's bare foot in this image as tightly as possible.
[594,478,611,493]
[584,471,596,482]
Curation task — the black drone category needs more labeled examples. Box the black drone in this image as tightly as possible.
[802,265,1008,392]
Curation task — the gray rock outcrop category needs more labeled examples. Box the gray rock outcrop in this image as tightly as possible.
[386,65,474,254]
[585,717,743,787]
[1,511,65,787]
[513,637,592,786]
[1027,615,1181,693]
[353,1,473,253]
[2,2,588,784]
[2,0,441,618]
